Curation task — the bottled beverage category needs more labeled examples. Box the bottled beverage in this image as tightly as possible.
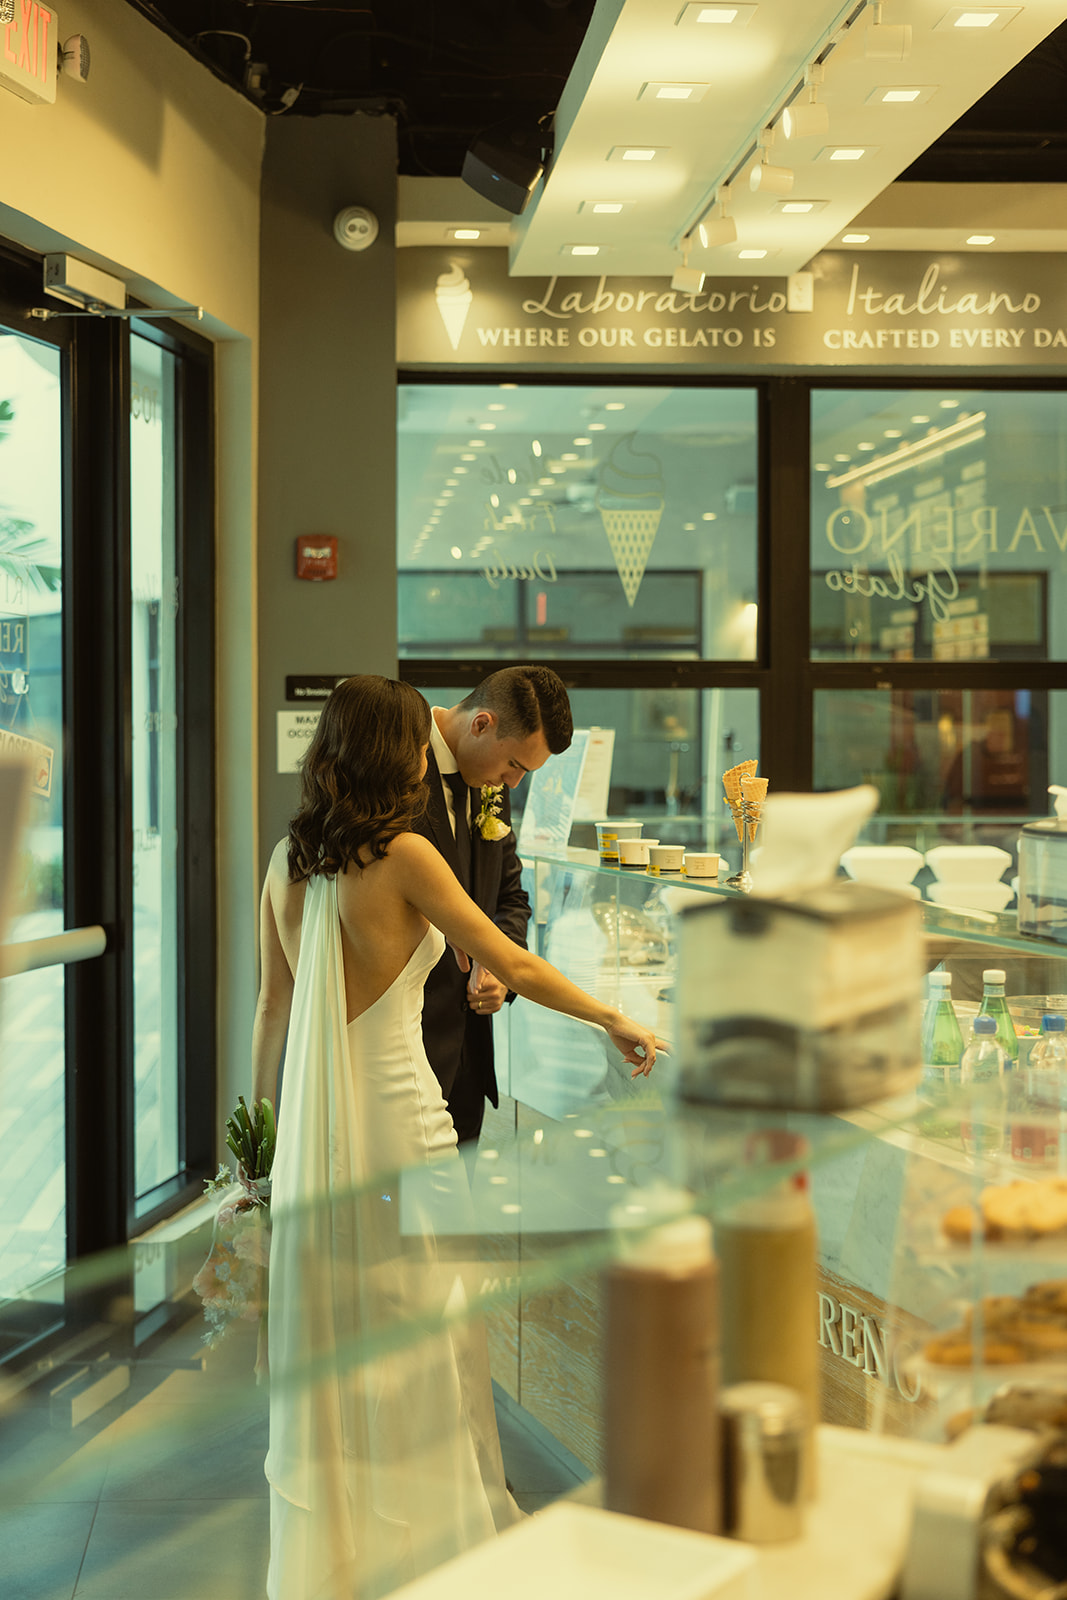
[604,1195,721,1534]
[716,1132,818,1499]
[978,968,1019,1067]
[1010,1012,1066,1167]
[921,970,963,1089]
[960,1015,1006,1156]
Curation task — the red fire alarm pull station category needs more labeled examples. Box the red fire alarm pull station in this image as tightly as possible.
[295,535,338,581]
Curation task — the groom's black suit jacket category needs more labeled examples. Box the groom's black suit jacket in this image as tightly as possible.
[416,747,531,1137]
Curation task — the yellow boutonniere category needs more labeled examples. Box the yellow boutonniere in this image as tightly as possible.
[474,784,510,841]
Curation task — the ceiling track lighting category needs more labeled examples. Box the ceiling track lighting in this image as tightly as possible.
[670,240,706,293]
[782,63,829,140]
[865,0,912,60]
[696,191,738,250]
[825,411,987,489]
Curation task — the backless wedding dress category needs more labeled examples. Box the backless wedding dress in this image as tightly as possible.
[266,873,518,1600]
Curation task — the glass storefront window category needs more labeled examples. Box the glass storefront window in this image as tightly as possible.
[0,328,65,1301]
[398,384,758,661]
[129,336,180,1211]
[811,388,1067,663]
[813,686,1064,825]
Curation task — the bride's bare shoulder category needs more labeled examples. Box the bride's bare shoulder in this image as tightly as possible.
[386,832,440,868]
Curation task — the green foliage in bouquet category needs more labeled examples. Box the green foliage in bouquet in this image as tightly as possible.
[225,1095,276,1181]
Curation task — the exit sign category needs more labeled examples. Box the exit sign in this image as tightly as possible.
[1,3,58,106]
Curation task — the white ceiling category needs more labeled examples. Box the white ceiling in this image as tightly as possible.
[483,0,1067,277]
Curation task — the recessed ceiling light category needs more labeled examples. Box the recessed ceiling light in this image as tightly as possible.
[865,85,937,105]
[858,442,876,451]
[827,147,869,161]
[967,233,995,245]
[834,453,851,462]
[487,403,505,411]
[561,452,579,461]
[934,6,1020,29]
[499,383,517,389]
[842,233,870,243]
[940,399,960,408]
[701,511,717,521]
[605,402,626,410]
[776,200,828,214]
[738,249,768,259]
[566,244,602,256]
[677,2,758,24]
[538,476,554,486]
[453,467,468,475]
[450,547,462,560]
[589,422,606,431]
[814,463,832,471]
[489,494,500,508]
[460,454,476,462]
[910,415,930,424]
[450,229,481,241]
[884,429,903,438]
[531,440,543,456]
[639,82,710,102]
[684,522,697,530]
[581,201,625,214]
[611,147,663,162]
[573,437,592,446]
[467,439,486,447]
[478,422,496,431]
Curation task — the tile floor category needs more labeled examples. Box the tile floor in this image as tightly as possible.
[0,1311,589,1600]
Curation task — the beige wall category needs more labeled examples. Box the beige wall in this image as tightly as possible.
[0,0,264,1131]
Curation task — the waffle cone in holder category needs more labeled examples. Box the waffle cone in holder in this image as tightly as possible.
[740,775,768,840]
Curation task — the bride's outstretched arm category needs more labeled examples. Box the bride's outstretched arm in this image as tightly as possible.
[251,873,294,1109]
[390,834,665,1076]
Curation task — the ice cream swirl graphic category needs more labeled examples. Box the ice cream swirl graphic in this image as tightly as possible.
[595,433,666,607]
[434,262,473,351]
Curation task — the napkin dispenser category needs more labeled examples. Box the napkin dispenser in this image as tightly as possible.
[1017,819,1067,944]
[677,882,922,1111]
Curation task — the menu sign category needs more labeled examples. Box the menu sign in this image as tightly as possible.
[398,249,1067,371]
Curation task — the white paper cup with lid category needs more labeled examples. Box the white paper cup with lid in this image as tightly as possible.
[684,852,720,878]
[647,843,685,875]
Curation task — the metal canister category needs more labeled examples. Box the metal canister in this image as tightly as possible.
[720,1381,807,1543]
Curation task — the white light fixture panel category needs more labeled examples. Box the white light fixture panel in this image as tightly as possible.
[774,198,829,214]
[816,146,881,162]
[676,3,758,25]
[934,7,1021,30]
[608,146,667,162]
[578,200,634,214]
[865,85,938,105]
[638,81,711,102]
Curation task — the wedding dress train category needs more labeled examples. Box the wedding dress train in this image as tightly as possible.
[265,873,518,1600]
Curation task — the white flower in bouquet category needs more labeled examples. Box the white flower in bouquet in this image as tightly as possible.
[474,784,510,841]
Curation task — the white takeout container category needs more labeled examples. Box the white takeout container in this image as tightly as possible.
[618,838,653,867]
[684,852,720,878]
[924,844,1012,883]
[925,880,1014,912]
[840,845,923,888]
[647,844,685,875]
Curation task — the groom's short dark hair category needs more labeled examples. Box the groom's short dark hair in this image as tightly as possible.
[459,666,572,755]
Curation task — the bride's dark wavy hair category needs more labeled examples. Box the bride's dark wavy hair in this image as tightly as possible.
[287,676,431,881]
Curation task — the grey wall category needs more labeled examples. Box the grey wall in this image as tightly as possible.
[258,113,399,869]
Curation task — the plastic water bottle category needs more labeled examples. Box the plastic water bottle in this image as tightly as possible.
[978,968,1019,1067]
[921,971,963,1089]
[960,1015,1006,1156]
[1010,1012,1067,1167]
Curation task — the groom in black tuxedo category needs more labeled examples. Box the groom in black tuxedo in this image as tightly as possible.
[416,666,573,1144]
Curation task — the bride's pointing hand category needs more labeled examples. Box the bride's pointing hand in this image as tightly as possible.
[605,1015,669,1078]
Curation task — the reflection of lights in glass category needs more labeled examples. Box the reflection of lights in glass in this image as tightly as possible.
[539,476,554,485]
[814,463,831,471]
[461,453,477,462]
[702,511,717,521]
[590,1148,608,1158]
[468,440,486,448]
[490,494,500,507]
[684,521,696,530]
[589,422,606,431]
[454,466,468,475]
[858,442,875,451]
[826,410,987,488]
[530,487,542,497]
[499,383,517,390]
[561,452,578,461]
[478,422,496,431]
[488,403,505,411]
[607,1174,626,1185]
[532,439,543,456]
[910,414,930,424]
[519,498,532,505]
[574,437,592,446]
[533,1128,544,1144]
[450,546,462,559]
[489,1175,508,1185]
[605,402,625,410]
[441,490,454,498]
[507,468,517,483]
[833,453,850,462]
[884,429,902,438]
[574,1128,594,1138]
[940,398,960,408]
[501,1203,522,1215]
[481,1148,500,1161]
[550,465,566,474]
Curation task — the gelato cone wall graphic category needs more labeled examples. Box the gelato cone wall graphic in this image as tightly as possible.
[434,262,473,350]
[596,433,665,607]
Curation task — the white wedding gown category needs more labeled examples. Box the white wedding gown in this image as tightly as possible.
[265,873,519,1600]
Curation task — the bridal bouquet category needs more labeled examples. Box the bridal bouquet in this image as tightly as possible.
[192,1097,275,1348]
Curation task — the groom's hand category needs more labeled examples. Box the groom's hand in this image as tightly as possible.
[467,963,507,1015]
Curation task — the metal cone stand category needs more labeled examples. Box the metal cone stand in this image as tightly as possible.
[725,800,760,892]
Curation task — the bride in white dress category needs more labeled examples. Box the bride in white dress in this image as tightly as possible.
[251,677,660,1600]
